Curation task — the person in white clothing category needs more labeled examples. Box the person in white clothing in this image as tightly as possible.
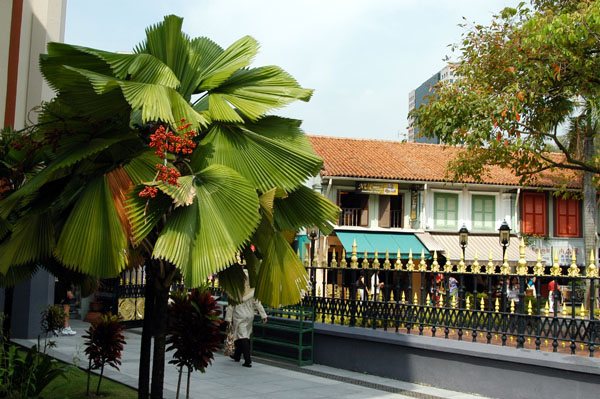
[371,271,384,301]
[224,275,267,367]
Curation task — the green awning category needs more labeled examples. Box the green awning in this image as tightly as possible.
[335,231,430,259]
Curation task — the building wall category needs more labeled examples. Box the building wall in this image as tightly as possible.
[411,73,440,144]
[1,0,67,129]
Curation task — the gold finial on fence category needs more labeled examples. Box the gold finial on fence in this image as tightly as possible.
[439,295,444,307]
[407,249,415,271]
[379,289,384,302]
[395,250,402,270]
[486,250,496,274]
[303,248,309,268]
[528,300,533,315]
[472,250,481,274]
[500,251,511,275]
[480,297,485,311]
[466,296,471,310]
[458,251,467,273]
[544,301,549,317]
[444,250,453,273]
[568,250,580,277]
[373,250,380,269]
[331,249,338,268]
[534,249,544,276]
[580,303,586,318]
[550,249,562,276]
[495,298,500,313]
[419,249,427,272]
[426,293,431,305]
[362,249,370,269]
[350,240,358,269]
[517,237,528,275]
[312,250,319,267]
[383,249,391,270]
[510,299,515,314]
[431,251,440,272]
[401,291,406,303]
[335,285,341,299]
[413,292,418,305]
[357,289,361,301]
[451,295,457,309]
[390,290,395,302]
[317,286,322,297]
[562,304,568,318]
[340,249,347,268]
[587,249,598,278]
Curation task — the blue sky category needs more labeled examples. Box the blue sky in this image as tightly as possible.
[65,0,521,140]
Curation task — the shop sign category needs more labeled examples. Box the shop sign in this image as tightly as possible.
[356,182,398,195]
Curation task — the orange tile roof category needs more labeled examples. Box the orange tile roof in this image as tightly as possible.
[308,136,581,189]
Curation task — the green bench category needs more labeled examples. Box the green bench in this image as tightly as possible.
[251,306,314,366]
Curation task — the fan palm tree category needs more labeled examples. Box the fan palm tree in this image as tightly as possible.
[0,15,339,399]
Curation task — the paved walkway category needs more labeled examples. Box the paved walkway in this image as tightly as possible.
[13,319,493,399]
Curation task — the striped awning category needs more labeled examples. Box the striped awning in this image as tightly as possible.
[428,234,538,264]
[335,231,430,259]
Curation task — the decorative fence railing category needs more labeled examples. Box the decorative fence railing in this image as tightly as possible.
[301,239,600,357]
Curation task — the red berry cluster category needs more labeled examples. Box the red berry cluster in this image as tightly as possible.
[156,164,181,186]
[148,122,197,159]
[140,120,196,198]
[139,186,158,198]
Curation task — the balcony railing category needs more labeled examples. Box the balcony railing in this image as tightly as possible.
[339,207,361,226]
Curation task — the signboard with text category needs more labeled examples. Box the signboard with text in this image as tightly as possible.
[356,182,399,195]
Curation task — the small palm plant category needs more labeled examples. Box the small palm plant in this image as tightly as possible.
[166,288,223,399]
[83,313,126,396]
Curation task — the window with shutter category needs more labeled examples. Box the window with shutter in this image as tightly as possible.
[472,195,495,232]
[555,197,580,237]
[521,192,546,235]
[434,193,459,230]
[379,196,391,228]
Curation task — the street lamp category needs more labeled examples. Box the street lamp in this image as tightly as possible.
[306,227,319,296]
[498,220,511,260]
[458,224,469,259]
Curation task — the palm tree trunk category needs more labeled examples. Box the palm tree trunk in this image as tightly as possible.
[138,264,156,399]
[176,365,183,399]
[186,366,191,399]
[150,262,175,399]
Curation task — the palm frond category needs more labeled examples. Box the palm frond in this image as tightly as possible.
[274,186,339,235]
[192,123,322,192]
[55,176,128,277]
[0,212,55,273]
[195,36,259,92]
[123,150,162,185]
[157,175,195,207]
[253,231,309,307]
[0,263,39,288]
[216,263,246,304]
[200,66,313,122]
[125,186,172,245]
[153,165,260,286]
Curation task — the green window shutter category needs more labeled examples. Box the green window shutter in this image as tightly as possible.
[472,195,495,231]
[434,193,458,230]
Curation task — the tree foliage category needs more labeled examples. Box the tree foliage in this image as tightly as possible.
[409,0,600,185]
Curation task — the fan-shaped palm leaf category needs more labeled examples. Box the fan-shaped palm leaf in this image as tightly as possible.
[195,66,313,123]
[152,165,260,286]
[157,175,195,207]
[253,230,309,307]
[55,176,128,277]
[124,150,163,185]
[125,187,173,245]
[274,186,339,235]
[216,263,246,304]
[192,122,322,192]
[0,212,55,273]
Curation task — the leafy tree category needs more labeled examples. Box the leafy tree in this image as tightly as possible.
[0,15,338,399]
[410,0,599,265]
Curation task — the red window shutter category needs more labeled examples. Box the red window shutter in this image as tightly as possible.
[522,192,546,235]
[555,197,580,237]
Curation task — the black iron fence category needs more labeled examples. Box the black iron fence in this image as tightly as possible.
[301,241,600,357]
